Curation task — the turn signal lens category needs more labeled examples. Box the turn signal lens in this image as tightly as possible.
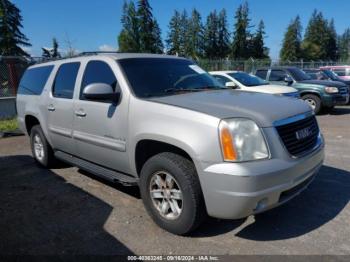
[219,123,237,161]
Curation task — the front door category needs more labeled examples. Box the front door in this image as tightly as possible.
[47,62,80,154]
[73,60,130,173]
[269,69,289,86]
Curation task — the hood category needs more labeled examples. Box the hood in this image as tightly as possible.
[149,90,311,127]
[300,79,347,88]
[338,79,350,86]
[245,84,297,94]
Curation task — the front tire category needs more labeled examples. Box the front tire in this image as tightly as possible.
[302,94,322,114]
[30,125,55,167]
[139,152,206,235]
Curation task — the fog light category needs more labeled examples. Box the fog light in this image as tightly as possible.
[254,198,268,212]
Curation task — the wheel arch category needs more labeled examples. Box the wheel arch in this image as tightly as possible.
[134,138,197,177]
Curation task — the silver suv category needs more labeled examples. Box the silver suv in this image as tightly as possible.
[17,53,324,235]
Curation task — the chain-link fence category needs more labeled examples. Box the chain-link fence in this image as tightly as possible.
[197,58,349,73]
[0,56,34,98]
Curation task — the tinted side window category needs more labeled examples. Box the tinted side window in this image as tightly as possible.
[255,70,267,80]
[269,70,287,81]
[333,69,346,77]
[18,66,54,95]
[212,75,231,85]
[53,62,80,99]
[81,61,117,99]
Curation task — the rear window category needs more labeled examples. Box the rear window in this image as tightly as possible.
[52,62,80,99]
[18,66,54,95]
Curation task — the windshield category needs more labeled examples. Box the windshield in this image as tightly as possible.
[118,58,225,98]
[288,68,311,81]
[228,72,268,86]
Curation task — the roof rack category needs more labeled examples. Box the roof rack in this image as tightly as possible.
[79,51,121,56]
[34,51,121,64]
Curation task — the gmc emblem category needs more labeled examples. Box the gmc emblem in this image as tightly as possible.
[296,127,312,140]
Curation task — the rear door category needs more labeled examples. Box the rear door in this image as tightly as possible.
[47,62,80,154]
[72,59,130,172]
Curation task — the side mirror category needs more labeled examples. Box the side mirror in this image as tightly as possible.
[225,82,238,89]
[83,83,120,103]
[284,76,293,84]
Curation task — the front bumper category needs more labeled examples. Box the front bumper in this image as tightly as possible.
[198,139,325,219]
[323,93,349,106]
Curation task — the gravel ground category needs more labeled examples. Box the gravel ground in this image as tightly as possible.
[0,106,349,255]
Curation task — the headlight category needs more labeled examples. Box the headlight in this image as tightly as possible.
[325,86,339,93]
[219,118,269,162]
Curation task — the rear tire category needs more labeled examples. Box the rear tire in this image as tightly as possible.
[30,125,55,168]
[302,94,322,114]
[139,152,206,235]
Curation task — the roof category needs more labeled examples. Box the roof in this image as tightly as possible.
[31,52,187,68]
[320,65,350,69]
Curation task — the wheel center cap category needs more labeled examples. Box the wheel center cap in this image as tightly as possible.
[164,189,171,199]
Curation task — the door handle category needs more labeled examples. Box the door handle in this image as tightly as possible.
[47,105,55,112]
[75,110,86,117]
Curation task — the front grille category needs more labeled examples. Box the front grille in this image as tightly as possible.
[276,115,319,157]
[339,86,349,95]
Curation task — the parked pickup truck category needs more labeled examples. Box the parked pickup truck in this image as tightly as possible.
[17,53,324,235]
[255,67,349,114]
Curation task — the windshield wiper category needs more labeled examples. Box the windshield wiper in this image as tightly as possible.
[164,88,209,94]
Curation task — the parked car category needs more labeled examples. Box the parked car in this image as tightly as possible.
[304,68,350,87]
[320,65,350,81]
[255,67,349,114]
[17,53,324,235]
[209,71,299,98]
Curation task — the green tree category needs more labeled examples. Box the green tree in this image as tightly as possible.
[326,19,338,60]
[338,28,350,61]
[179,9,190,56]
[231,2,251,59]
[217,9,230,58]
[187,8,204,59]
[280,16,303,61]
[0,0,31,56]
[137,0,163,53]
[252,20,268,59]
[118,1,140,52]
[302,10,330,60]
[203,10,219,59]
[41,38,61,58]
[166,10,181,55]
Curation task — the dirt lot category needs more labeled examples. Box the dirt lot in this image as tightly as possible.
[0,107,349,255]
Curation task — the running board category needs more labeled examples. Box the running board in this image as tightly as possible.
[55,151,138,186]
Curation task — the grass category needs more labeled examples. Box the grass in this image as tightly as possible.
[0,118,18,132]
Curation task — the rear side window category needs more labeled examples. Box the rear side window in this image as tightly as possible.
[255,70,268,80]
[18,66,54,95]
[269,70,287,81]
[212,75,231,85]
[333,69,346,77]
[52,62,80,99]
[80,60,117,100]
